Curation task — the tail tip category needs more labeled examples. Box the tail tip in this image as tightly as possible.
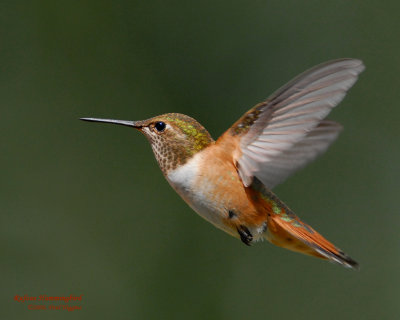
[341,254,360,271]
[316,247,360,270]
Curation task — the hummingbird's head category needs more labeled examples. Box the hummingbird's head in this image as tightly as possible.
[81,113,214,174]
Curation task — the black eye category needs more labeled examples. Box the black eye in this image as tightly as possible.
[154,121,166,132]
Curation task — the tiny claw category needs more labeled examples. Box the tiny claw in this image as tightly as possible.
[237,225,253,246]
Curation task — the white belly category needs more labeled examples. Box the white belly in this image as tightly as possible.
[166,154,233,235]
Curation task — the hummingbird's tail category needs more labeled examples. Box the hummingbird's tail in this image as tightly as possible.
[248,179,358,269]
[264,211,359,269]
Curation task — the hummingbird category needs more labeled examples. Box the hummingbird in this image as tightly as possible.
[81,59,364,269]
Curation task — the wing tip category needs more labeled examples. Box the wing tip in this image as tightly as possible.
[323,57,365,69]
[329,58,366,77]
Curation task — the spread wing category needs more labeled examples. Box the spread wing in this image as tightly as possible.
[225,59,365,188]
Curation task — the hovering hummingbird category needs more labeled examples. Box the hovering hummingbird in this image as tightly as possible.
[82,59,364,269]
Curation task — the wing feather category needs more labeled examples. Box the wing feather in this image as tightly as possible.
[254,121,342,188]
[226,59,365,187]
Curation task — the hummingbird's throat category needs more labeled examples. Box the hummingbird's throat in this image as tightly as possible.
[147,132,195,175]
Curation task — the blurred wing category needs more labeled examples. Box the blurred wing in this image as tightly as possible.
[255,120,342,189]
[227,59,364,187]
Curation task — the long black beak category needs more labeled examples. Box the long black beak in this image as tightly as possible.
[80,117,139,128]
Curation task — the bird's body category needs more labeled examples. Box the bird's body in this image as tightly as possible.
[167,138,261,240]
[166,125,357,266]
[82,59,365,269]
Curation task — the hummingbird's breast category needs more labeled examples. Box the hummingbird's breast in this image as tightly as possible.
[166,144,266,240]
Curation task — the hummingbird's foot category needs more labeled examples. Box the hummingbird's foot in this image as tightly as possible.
[237,225,253,246]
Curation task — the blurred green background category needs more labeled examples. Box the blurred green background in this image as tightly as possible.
[2,1,399,319]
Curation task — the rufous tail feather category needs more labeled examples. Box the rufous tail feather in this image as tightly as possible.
[265,213,359,269]
[248,179,359,269]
